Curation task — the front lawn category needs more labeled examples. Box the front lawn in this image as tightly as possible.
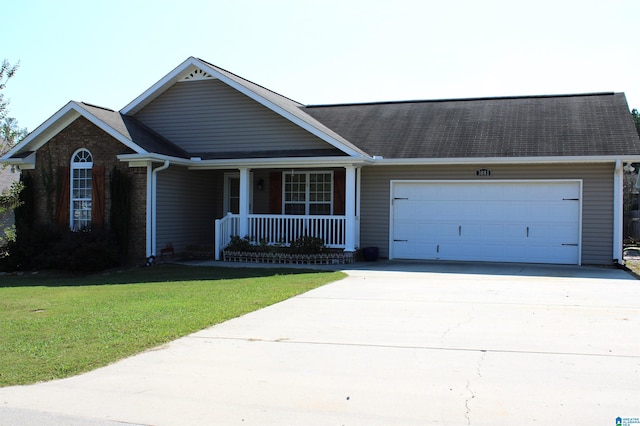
[0,264,345,387]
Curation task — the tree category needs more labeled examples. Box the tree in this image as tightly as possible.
[0,117,27,153]
[632,109,640,138]
[0,59,24,246]
[0,60,19,122]
[0,181,23,213]
[0,60,25,153]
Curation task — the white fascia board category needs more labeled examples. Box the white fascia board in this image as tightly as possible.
[0,152,36,169]
[120,57,199,115]
[372,155,640,165]
[196,62,368,159]
[2,101,80,159]
[117,152,371,170]
[187,157,371,170]
[118,153,192,167]
[0,152,17,162]
[3,102,147,159]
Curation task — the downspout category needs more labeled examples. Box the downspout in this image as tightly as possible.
[613,160,623,264]
[148,161,170,261]
[146,165,152,258]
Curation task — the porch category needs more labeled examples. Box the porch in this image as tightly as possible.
[212,165,361,260]
[152,163,362,260]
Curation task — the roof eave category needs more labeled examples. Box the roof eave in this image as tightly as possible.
[117,153,373,169]
[4,102,147,160]
[120,57,198,115]
[372,155,640,165]
[0,151,36,169]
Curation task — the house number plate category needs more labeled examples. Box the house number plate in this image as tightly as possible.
[476,168,492,177]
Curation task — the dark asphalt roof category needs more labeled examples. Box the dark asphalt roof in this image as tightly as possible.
[80,103,190,158]
[303,92,640,159]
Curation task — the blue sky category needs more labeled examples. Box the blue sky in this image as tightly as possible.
[2,0,639,132]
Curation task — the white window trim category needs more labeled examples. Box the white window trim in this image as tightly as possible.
[70,148,93,231]
[282,170,333,215]
[223,172,253,214]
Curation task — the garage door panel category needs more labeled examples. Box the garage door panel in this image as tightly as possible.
[391,181,581,265]
[527,245,579,264]
[477,203,506,220]
[393,241,438,259]
[432,202,466,220]
[529,223,579,243]
[392,221,414,240]
[393,201,421,220]
[484,223,524,241]
[525,201,577,219]
[495,204,522,220]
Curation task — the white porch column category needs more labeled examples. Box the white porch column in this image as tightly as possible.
[345,165,357,252]
[613,160,623,263]
[355,166,362,248]
[239,167,251,238]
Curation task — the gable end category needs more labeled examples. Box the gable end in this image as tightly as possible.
[180,67,214,82]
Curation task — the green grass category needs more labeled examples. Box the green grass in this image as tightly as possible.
[0,264,346,387]
[625,259,640,276]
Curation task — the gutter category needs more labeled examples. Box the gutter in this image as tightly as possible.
[117,153,373,169]
[369,155,640,166]
[118,152,640,170]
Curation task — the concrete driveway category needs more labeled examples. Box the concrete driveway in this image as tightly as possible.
[1,261,639,425]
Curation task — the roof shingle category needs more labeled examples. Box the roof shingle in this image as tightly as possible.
[303,92,640,159]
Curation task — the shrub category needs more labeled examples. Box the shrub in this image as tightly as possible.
[224,235,327,255]
[225,235,254,252]
[289,236,326,254]
[0,225,61,271]
[49,229,121,273]
[0,227,121,273]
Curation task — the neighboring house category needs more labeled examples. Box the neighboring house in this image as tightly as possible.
[2,57,640,265]
[0,141,20,241]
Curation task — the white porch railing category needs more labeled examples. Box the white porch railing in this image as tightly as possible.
[248,214,346,248]
[214,213,240,260]
[215,214,348,260]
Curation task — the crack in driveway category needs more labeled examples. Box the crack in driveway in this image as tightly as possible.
[440,312,474,345]
[465,350,487,425]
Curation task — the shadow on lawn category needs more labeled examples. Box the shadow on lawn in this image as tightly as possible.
[0,264,333,288]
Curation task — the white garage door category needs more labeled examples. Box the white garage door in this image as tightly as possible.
[391,181,581,264]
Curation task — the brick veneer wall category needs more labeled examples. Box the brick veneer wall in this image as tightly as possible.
[22,116,148,261]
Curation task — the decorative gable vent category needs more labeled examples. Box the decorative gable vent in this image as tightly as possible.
[180,68,214,82]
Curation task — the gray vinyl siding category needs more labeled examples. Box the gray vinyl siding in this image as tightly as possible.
[155,167,221,254]
[252,169,272,214]
[134,79,332,154]
[359,163,614,265]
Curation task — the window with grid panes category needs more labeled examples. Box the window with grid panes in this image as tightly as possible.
[283,171,332,215]
[71,149,93,230]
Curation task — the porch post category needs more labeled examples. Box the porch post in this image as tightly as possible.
[345,165,357,252]
[239,167,251,238]
[355,166,361,248]
[613,160,623,264]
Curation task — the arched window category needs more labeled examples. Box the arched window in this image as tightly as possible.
[70,148,93,230]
